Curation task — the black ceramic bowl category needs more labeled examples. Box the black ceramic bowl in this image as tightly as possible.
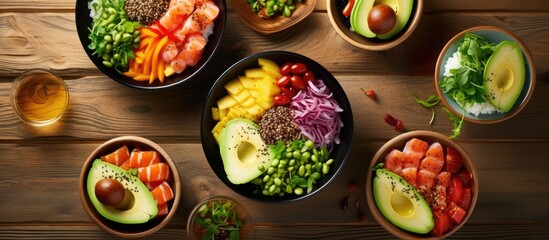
[75,0,226,89]
[200,51,353,202]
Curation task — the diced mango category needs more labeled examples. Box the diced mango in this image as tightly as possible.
[238,76,256,89]
[245,68,264,79]
[232,89,251,103]
[224,79,244,95]
[211,107,220,121]
[219,108,228,120]
[262,67,281,79]
[256,98,274,110]
[245,104,263,118]
[164,66,175,77]
[240,97,255,108]
[217,95,237,110]
[249,89,260,98]
[258,58,280,72]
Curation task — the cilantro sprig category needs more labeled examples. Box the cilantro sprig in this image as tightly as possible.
[194,200,242,240]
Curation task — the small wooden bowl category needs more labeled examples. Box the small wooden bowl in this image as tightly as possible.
[79,136,181,238]
[233,0,316,34]
[326,0,423,51]
[366,131,478,239]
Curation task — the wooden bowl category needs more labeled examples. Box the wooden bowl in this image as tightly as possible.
[233,0,316,34]
[79,136,181,238]
[326,0,423,51]
[435,26,536,124]
[366,131,478,239]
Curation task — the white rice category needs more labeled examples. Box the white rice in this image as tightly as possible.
[443,50,501,116]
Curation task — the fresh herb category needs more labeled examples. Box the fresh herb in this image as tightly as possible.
[442,107,464,139]
[414,95,440,125]
[88,0,141,72]
[194,200,241,240]
[439,33,497,108]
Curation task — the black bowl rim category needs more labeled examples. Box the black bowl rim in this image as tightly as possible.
[200,50,354,203]
[74,0,227,90]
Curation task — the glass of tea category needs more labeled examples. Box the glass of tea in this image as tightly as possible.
[10,69,70,126]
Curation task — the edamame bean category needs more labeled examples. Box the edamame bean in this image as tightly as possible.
[292,150,301,159]
[294,187,303,195]
[267,167,275,175]
[271,158,279,167]
[274,177,282,186]
[322,163,330,175]
[298,165,305,176]
[326,159,334,166]
[311,154,318,162]
[102,61,113,67]
[104,35,113,42]
[283,5,291,17]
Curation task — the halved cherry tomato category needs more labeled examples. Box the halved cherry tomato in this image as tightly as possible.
[432,211,452,237]
[280,62,293,76]
[446,176,463,205]
[394,120,404,132]
[276,75,291,87]
[456,169,473,188]
[384,114,398,126]
[274,94,291,106]
[457,187,471,210]
[303,70,316,83]
[290,63,307,75]
[290,75,307,90]
[445,146,463,173]
[342,0,356,17]
[447,202,467,224]
[258,8,270,18]
[280,86,295,97]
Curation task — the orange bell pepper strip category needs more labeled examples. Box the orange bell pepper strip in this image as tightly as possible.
[150,36,169,83]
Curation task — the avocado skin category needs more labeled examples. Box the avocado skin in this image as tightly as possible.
[350,0,414,39]
[483,40,525,112]
[87,159,158,224]
[373,168,434,234]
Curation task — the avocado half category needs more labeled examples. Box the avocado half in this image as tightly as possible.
[350,0,414,39]
[483,40,526,112]
[87,160,158,224]
[219,118,272,184]
[373,168,434,234]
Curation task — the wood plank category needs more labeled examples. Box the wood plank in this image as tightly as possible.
[1,12,549,77]
[0,222,549,239]
[1,74,548,141]
[3,0,549,12]
[1,142,548,224]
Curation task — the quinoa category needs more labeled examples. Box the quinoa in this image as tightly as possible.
[124,0,169,26]
[259,106,301,145]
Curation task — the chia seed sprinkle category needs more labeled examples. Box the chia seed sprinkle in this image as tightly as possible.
[124,0,169,26]
[259,106,301,145]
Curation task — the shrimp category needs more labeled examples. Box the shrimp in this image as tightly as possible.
[158,10,185,32]
[182,33,206,67]
[170,51,188,74]
[150,181,174,205]
[138,163,170,183]
[161,41,179,63]
[384,149,404,175]
[101,145,130,166]
[194,0,219,25]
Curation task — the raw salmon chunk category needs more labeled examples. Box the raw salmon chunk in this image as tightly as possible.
[419,156,444,174]
[138,163,170,183]
[151,181,174,205]
[101,145,130,166]
[129,150,161,168]
[425,142,444,161]
[384,149,405,174]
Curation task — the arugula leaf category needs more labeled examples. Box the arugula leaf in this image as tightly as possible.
[414,95,440,125]
[439,33,497,108]
[442,107,464,139]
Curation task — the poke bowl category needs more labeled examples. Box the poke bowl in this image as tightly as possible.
[200,51,353,203]
[187,195,253,239]
[366,130,478,239]
[75,0,226,89]
[326,0,423,51]
[435,26,536,124]
[232,0,317,34]
[79,136,181,238]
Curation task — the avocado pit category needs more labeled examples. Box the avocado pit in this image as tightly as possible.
[368,4,397,35]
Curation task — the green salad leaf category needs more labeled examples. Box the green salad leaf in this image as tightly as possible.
[442,107,464,139]
[439,33,497,108]
[414,95,440,125]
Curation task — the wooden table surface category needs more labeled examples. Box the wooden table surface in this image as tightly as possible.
[1,0,549,239]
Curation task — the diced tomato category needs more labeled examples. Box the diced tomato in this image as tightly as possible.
[444,146,463,173]
[457,187,472,211]
[432,211,452,237]
[446,176,463,205]
[342,0,356,17]
[447,202,467,224]
[456,169,473,188]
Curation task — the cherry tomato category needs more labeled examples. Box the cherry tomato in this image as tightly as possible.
[446,176,463,205]
[290,75,307,90]
[274,94,291,106]
[287,86,299,96]
[280,62,293,76]
[302,70,316,83]
[394,119,404,132]
[456,169,473,188]
[364,89,376,100]
[384,114,397,126]
[445,146,463,173]
[290,63,307,75]
[457,187,472,211]
[280,86,295,97]
[432,211,452,237]
[276,75,291,87]
[447,202,467,224]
